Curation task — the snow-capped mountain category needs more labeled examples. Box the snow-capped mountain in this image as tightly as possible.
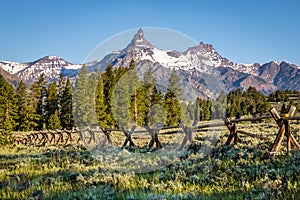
[0,60,29,74]
[0,55,81,83]
[0,28,299,97]
[87,28,300,97]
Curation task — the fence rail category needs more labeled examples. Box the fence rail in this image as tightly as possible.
[13,106,300,155]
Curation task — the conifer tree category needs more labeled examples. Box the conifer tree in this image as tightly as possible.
[95,74,108,128]
[29,73,48,130]
[102,64,116,127]
[57,74,66,115]
[149,86,165,126]
[74,65,97,128]
[112,71,131,128]
[47,82,58,119]
[60,78,74,130]
[164,69,182,126]
[48,110,62,130]
[0,75,17,143]
[15,81,36,131]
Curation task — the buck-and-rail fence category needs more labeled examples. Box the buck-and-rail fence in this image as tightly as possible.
[12,106,300,155]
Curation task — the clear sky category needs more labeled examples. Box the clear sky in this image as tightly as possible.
[1,0,300,65]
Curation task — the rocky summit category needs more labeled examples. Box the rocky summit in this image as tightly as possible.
[0,29,299,97]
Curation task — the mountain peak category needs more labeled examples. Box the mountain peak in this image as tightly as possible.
[45,55,60,59]
[199,42,214,52]
[134,28,145,39]
[126,28,154,49]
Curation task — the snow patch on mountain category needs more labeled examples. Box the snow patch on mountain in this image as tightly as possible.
[0,61,29,74]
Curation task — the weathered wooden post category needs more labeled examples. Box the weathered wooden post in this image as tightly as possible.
[96,126,113,150]
[225,113,241,145]
[64,129,74,144]
[39,130,49,144]
[178,119,198,150]
[32,132,39,143]
[121,126,136,149]
[49,130,56,144]
[145,125,162,150]
[26,134,32,143]
[178,104,199,150]
[87,128,97,145]
[55,130,65,146]
[269,106,300,154]
[75,128,86,145]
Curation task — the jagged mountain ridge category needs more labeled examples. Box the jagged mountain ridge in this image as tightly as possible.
[86,29,300,96]
[0,28,299,97]
[0,55,81,84]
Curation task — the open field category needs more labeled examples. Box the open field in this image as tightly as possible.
[1,121,300,199]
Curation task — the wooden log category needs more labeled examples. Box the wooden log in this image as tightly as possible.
[282,116,300,121]
[287,106,296,117]
[39,131,49,144]
[269,108,281,121]
[233,123,241,144]
[178,120,196,150]
[270,123,285,154]
[285,106,297,152]
[33,133,38,142]
[285,119,291,152]
[75,128,86,145]
[270,106,297,154]
[225,118,234,145]
[49,130,56,144]
[96,126,113,150]
[225,114,242,146]
[237,130,269,140]
[27,134,32,143]
[290,134,300,150]
[64,129,74,144]
[55,130,64,146]
[121,126,136,149]
[87,128,97,145]
[145,125,162,150]
[96,136,107,150]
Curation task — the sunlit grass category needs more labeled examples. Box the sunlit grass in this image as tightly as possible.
[0,122,300,199]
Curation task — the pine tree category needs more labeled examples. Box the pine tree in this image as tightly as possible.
[149,86,165,126]
[88,71,98,127]
[48,110,62,130]
[95,74,108,128]
[102,64,116,127]
[112,71,131,128]
[60,78,74,130]
[47,82,58,118]
[74,65,97,128]
[29,73,48,130]
[164,69,182,126]
[0,75,17,143]
[56,74,66,115]
[15,81,36,131]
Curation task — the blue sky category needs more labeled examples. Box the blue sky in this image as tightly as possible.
[1,0,300,65]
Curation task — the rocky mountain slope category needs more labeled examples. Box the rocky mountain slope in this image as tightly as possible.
[0,28,299,97]
[0,55,81,84]
[87,29,300,97]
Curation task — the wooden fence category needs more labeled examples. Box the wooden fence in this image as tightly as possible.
[14,106,300,155]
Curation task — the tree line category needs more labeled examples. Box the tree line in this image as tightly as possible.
[73,59,182,129]
[0,73,73,144]
[0,58,299,144]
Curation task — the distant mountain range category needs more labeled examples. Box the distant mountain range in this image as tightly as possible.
[1,28,299,98]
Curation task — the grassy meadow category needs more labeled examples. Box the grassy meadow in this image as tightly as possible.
[1,120,300,199]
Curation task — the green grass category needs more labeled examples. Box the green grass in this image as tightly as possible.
[1,121,300,199]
